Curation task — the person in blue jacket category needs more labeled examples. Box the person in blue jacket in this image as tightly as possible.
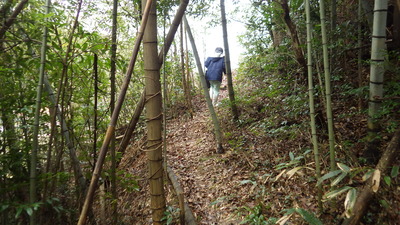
[205,47,226,106]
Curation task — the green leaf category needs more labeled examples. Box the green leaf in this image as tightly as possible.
[337,163,351,173]
[323,186,353,200]
[289,152,295,161]
[362,169,374,181]
[384,176,391,186]
[295,208,323,225]
[0,205,9,212]
[331,171,348,187]
[239,180,256,185]
[25,207,33,216]
[15,207,23,218]
[317,170,342,186]
[391,166,399,178]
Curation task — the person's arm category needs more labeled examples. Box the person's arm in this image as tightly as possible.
[222,57,226,74]
[205,57,211,68]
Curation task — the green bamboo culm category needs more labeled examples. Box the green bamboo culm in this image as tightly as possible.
[357,0,363,109]
[110,0,118,222]
[305,0,322,211]
[184,15,224,153]
[220,0,239,121]
[366,0,388,162]
[30,0,52,224]
[318,0,336,171]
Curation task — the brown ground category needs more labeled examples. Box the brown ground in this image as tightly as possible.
[114,83,400,224]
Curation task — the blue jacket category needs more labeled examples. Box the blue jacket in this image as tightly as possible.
[205,57,225,82]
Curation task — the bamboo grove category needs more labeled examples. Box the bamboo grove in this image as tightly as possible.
[1,0,400,224]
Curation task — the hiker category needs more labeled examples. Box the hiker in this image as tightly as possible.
[205,47,226,106]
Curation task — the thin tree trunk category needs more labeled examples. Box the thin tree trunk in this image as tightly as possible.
[0,0,14,18]
[331,0,337,30]
[118,90,146,157]
[43,76,86,197]
[180,22,193,117]
[319,0,336,171]
[279,0,307,77]
[220,0,239,120]
[366,0,387,164]
[358,0,363,109]
[77,1,154,224]
[0,0,28,40]
[142,0,166,222]
[93,53,98,172]
[305,0,322,211]
[110,0,118,222]
[30,0,50,223]
[184,15,224,153]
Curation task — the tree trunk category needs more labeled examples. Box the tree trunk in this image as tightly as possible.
[305,0,322,211]
[180,22,193,118]
[184,15,224,153]
[279,0,307,77]
[142,0,166,222]
[319,0,336,171]
[93,53,98,172]
[118,90,146,158]
[342,129,400,225]
[110,0,118,221]
[220,0,239,121]
[366,0,388,164]
[0,0,28,40]
[43,76,87,198]
[30,0,51,223]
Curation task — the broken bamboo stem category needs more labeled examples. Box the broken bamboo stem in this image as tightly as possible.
[342,128,400,225]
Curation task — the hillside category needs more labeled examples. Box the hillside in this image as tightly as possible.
[114,78,400,224]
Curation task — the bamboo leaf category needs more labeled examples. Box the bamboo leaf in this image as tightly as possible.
[274,169,287,182]
[276,213,292,225]
[331,171,347,187]
[25,207,33,216]
[384,176,391,186]
[344,188,357,218]
[372,169,381,192]
[391,166,399,178]
[289,152,295,161]
[337,162,351,173]
[15,207,23,219]
[323,186,353,200]
[317,170,342,186]
[295,208,323,225]
[362,169,374,181]
[286,166,304,179]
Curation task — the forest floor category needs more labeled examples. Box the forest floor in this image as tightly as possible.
[115,80,400,224]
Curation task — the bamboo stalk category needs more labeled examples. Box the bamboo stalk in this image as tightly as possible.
[305,0,322,211]
[342,129,400,225]
[158,0,189,65]
[319,0,336,171]
[30,0,51,223]
[184,15,224,153]
[220,0,239,120]
[166,166,197,225]
[366,0,388,162]
[77,1,154,224]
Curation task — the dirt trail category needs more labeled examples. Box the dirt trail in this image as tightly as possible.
[118,86,247,224]
[165,86,246,224]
